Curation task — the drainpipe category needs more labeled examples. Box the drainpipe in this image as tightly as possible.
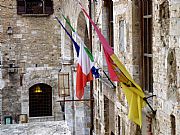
[89,0,94,135]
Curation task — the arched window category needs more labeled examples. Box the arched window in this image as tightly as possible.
[29,83,52,117]
[77,11,91,50]
[64,17,74,61]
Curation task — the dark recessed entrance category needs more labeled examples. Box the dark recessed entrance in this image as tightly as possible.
[29,83,52,117]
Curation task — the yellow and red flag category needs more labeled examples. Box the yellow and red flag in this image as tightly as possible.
[79,2,146,127]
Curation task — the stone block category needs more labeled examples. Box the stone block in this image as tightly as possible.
[170,19,180,36]
[13,34,22,39]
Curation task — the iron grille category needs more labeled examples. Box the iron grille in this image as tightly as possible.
[29,83,52,117]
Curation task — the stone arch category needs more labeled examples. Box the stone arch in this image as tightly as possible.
[167,48,177,101]
[21,74,58,116]
[76,11,91,98]
[77,11,90,50]
[29,83,52,117]
[27,78,53,89]
[64,16,74,62]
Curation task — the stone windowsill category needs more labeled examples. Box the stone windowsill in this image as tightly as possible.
[21,14,50,17]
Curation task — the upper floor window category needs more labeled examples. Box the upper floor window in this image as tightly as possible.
[104,0,114,47]
[17,0,53,15]
[142,0,153,93]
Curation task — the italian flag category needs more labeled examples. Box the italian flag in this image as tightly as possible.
[76,41,94,99]
[55,16,94,99]
[60,14,94,99]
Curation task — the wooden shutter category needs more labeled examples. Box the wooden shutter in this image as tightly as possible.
[44,0,53,15]
[17,0,26,14]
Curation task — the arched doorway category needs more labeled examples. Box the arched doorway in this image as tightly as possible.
[29,83,52,117]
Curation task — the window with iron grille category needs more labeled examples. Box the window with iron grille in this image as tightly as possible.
[142,0,153,93]
[17,0,53,15]
[29,83,52,117]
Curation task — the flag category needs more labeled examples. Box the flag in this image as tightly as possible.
[55,16,80,56]
[55,16,94,99]
[79,3,146,127]
[76,42,93,99]
[61,14,100,78]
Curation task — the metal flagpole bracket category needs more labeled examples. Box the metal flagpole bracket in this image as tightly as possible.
[143,95,157,116]
[145,95,156,99]
[99,68,116,89]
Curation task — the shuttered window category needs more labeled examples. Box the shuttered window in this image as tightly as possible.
[44,0,53,15]
[17,0,26,14]
[16,0,53,15]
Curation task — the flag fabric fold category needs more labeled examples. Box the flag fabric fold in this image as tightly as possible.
[55,16,94,99]
[55,16,80,56]
[76,42,93,99]
[61,14,100,79]
[79,3,146,127]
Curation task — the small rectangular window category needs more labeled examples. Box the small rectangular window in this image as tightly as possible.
[17,0,54,15]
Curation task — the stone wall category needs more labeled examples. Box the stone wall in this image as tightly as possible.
[0,0,64,123]
[153,0,180,134]
[0,0,93,134]
[94,0,180,135]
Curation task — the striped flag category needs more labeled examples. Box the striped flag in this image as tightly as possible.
[76,41,93,99]
[79,2,146,127]
[61,14,100,79]
[55,16,94,99]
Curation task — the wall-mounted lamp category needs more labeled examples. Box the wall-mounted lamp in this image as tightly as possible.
[34,86,42,93]
[58,72,70,97]
[7,26,13,35]
[58,63,63,73]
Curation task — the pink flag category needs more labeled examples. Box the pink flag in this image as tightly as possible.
[79,2,118,81]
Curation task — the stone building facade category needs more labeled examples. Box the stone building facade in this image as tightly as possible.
[0,0,92,134]
[93,0,180,135]
[1,0,180,135]
[0,0,62,123]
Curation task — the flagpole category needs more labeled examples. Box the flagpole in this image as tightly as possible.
[102,70,116,89]
[89,0,94,135]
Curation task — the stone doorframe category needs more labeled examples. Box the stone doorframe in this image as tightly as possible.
[20,68,61,122]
